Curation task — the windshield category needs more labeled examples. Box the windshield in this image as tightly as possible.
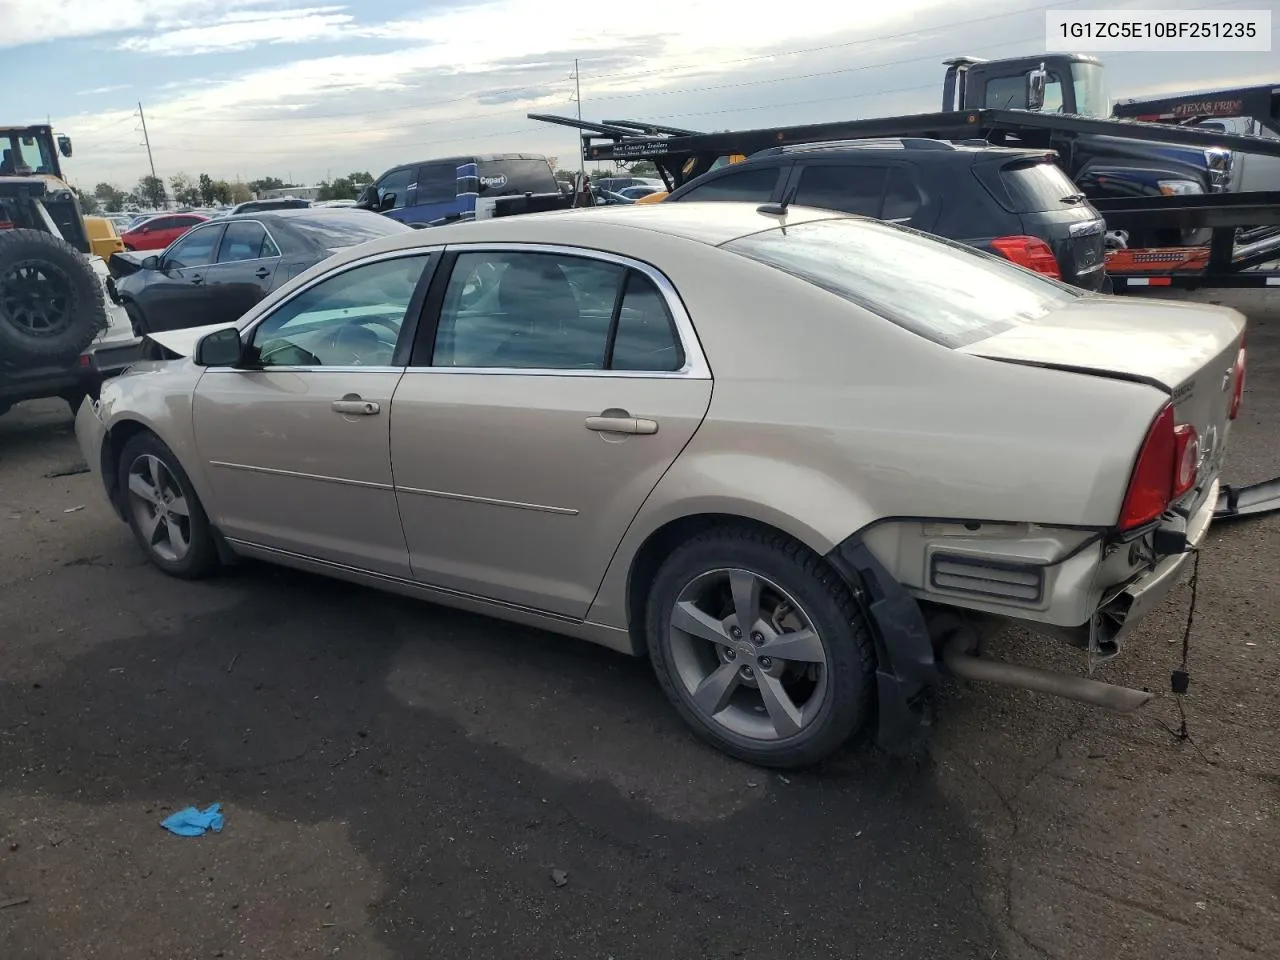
[0,130,57,176]
[1072,62,1109,118]
[723,219,1081,348]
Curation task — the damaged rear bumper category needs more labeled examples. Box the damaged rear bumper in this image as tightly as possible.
[1215,477,1280,521]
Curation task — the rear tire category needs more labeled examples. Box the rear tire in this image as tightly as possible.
[123,301,149,337]
[645,525,875,769]
[116,431,220,580]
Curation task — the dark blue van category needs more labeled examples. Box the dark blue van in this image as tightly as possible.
[357,154,566,226]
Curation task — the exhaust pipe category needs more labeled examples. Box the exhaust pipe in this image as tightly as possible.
[942,632,1153,713]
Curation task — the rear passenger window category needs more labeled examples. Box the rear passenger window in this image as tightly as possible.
[610,274,682,372]
[430,251,682,372]
[677,167,779,203]
[882,168,924,223]
[415,163,458,205]
[793,165,887,217]
[218,221,272,262]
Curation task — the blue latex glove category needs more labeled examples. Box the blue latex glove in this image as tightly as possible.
[160,803,225,837]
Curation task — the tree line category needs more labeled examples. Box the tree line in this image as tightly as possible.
[77,171,373,214]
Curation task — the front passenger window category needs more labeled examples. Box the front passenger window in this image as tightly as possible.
[164,226,220,268]
[248,254,430,368]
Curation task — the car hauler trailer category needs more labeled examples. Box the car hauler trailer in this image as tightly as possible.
[531,105,1280,291]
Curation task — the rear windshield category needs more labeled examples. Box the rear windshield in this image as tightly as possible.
[477,159,558,196]
[287,211,412,248]
[723,218,1081,348]
[999,160,1083,213]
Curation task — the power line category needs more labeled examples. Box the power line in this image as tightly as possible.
[127,0,1087,127]
[106,31,1046,150]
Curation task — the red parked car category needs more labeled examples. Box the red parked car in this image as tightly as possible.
[120,213,208,252]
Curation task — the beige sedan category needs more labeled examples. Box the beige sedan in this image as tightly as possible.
[77,202,1245,768]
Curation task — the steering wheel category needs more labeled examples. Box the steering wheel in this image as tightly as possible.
[257,338,321,367]
[322,318,397,366]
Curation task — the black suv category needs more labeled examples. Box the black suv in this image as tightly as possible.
[664,138,1108,291]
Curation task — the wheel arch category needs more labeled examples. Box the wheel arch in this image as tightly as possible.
[616,509,843,659]
[99,416,158,520]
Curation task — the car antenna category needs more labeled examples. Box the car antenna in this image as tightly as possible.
[757,186,796,230]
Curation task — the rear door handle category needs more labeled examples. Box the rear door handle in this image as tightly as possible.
[332,398,381,416]
[255,267,270,279]
[190,275,203,285]
[585,414,658,435]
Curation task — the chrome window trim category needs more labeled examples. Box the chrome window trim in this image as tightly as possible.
[414,241,712,380]
[213,218,283,265]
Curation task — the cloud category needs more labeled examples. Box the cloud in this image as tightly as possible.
[77,84,133,96]
[0,0,286,48]
[117,6,355,56]
[44,0,1280,191]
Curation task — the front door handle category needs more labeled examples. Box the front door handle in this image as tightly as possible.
[190,275,203,285]
[255,267,270,279]
[332,397,381,416]
[585,413,658,435]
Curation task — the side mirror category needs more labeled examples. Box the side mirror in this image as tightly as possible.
[57,135,73,158]
[194,327,245,367]
[140,255,160,270]
[379,193,396,212]
[1027,67,1047,112]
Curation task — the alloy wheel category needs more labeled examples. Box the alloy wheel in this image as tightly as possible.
[126,454,192,563]
[667,568,829,741]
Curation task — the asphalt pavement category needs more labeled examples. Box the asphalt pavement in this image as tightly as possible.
[1,289,1276,960]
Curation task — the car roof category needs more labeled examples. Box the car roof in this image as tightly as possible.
[329,202,847,260]
[745,139,1047,162]
[388,153,549,171]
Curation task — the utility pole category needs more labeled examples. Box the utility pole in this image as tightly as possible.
[137,101,159,204]
[573,59,585,184]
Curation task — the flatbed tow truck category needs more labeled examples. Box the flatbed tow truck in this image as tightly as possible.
[532,94,1280,520]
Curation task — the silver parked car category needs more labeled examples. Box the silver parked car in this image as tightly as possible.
[75,202,1246,768]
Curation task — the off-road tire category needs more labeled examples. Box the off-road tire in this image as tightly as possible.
[645,525,876,769]
[0,229,106,365]
[117,431,220,580]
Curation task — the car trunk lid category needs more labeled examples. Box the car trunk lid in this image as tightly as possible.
[962,299,1244,496]
[961,296,1246,486]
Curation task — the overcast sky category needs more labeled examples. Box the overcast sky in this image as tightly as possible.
[1,0,1275,191]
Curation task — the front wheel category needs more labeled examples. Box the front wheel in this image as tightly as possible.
[645,526,875,769]
[117,431,220,579]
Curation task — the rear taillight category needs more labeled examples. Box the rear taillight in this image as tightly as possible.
[1228,346,1246,420]
[1172,423,1200,499]
[990,235,1062,279]
[1119,404,1178,531]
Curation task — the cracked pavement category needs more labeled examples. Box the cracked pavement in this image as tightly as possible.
[1,289,1277,959]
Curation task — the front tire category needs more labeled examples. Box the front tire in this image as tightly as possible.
[117,431,219,579]
[645,526,875,769]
